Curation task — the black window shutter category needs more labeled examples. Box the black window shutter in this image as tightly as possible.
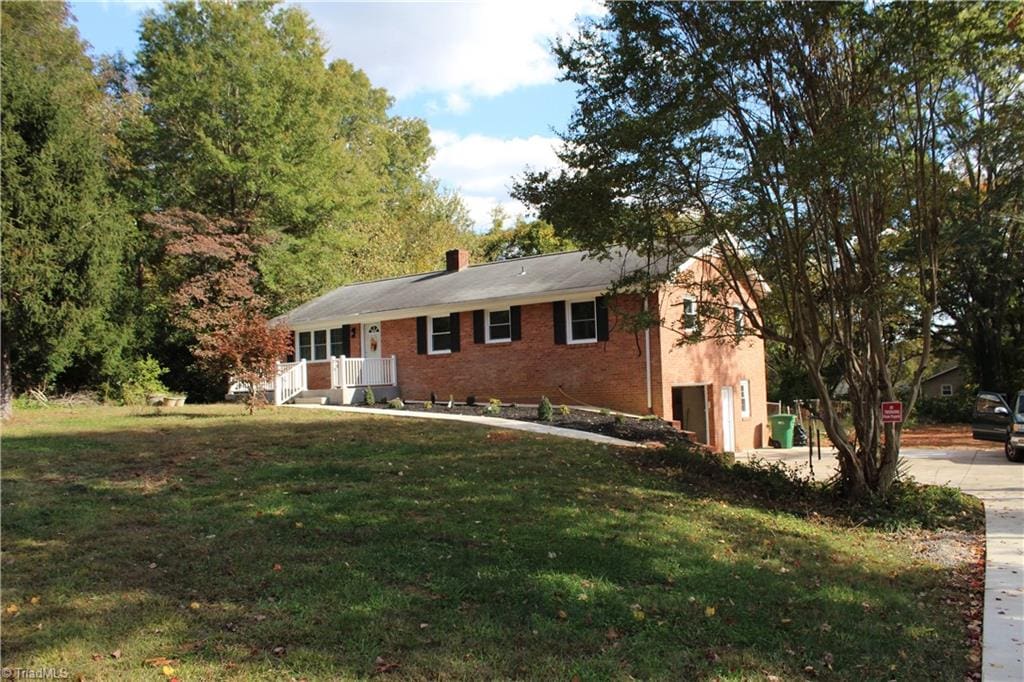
[510,306,522,341]
[449,312,461,352]
[553,301,566,345]
[341,324,351,356]
[596,296,610,341]
[416,316,428,355]
[473,309,485,344]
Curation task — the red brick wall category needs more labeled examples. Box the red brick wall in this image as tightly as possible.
[383,295,653,414]
[651,275,768,452]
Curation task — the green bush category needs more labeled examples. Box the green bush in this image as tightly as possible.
[112,356,169,405]
[614,413,626,425]
[559,404,571,416]
[423,400,433,410]
[363,386,375,405]
[538,396,553,421]
[913,391,974,423]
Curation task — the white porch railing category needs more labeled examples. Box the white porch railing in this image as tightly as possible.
[331,355,397,389]
[230,360,307,405]
[273,359,307,405]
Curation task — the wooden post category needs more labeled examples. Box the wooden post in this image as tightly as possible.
[338,355,347,390]
[274,361,282,406]
[390,354,398,387]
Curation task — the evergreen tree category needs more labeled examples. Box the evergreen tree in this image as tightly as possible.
[1,1,136,415]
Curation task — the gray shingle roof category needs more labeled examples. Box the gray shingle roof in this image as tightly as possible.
[277,245,698,327]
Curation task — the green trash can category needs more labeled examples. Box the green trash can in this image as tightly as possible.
[769,414,797,448]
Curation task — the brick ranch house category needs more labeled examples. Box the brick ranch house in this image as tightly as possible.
[256,246,768,451]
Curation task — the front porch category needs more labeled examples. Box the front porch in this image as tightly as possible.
[229,355,399,406]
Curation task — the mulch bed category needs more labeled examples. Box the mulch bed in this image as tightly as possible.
[356,401,697,446]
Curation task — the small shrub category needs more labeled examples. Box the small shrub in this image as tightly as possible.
[614,413,626,425]
[600,407,611,416]
[559,404,571,416]
[483,398,502,415]
[423,400,433,410]
[113,356,170,406]
[466,395,476,406]
[363,386,376,405]
[538,396,553,421]
[913,391,974,423]
[387,397,405,409]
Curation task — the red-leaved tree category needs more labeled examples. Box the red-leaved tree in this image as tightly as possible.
[193,307,292,414]
[143,209,289,410]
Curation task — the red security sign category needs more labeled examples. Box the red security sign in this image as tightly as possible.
[881,401,903,423]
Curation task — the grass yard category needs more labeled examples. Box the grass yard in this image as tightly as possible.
[1,405,980,680]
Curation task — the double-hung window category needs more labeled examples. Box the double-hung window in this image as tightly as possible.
[739,379,751,418]
[486,309,511,343]
[941,384,953,397]
[683,298,698,332]
[298,331,312,361]
[567,300,597,343]
[429,315,452,354]
[329,327,346,357]
[733,306,745,339]
[313,330,328,360]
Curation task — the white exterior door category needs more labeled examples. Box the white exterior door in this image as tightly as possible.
[363,322,382,359]
[721,386,736,452]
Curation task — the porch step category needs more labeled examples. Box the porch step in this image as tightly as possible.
[292,396,328,405]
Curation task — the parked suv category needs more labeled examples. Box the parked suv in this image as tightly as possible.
[971,390,1024,462]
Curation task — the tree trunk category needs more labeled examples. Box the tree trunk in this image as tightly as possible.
[1,342,13,420]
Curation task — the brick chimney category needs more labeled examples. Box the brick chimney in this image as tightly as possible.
[445,248,470,272]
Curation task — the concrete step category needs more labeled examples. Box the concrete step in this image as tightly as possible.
[292,396,327,405]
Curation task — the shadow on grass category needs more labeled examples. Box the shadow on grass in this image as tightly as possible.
[0,407,973,680]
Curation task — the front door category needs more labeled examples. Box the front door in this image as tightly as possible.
[721,386,736,452]
[363,322,382,360]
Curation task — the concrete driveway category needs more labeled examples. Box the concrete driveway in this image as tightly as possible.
[743,445,1024,682]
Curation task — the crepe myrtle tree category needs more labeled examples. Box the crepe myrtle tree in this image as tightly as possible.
[514,2,1012,498]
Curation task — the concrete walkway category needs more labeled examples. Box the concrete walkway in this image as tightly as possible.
[285,403,642,447]
[744,446,1024,682]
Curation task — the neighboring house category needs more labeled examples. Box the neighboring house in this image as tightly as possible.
[921,365,965,399]
[262,246,768,452]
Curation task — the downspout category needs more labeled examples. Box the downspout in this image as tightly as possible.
[644,295,653,413]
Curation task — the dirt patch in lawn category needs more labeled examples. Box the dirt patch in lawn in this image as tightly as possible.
[357,402,699,447]
[901,423,1000,450]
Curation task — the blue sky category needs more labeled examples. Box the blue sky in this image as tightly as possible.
[70,1,600,230]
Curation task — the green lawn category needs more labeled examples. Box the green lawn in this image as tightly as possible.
[1,405,976,680]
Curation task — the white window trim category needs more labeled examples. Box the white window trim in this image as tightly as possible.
[566,297,598,344]
[485,308,512,344]
[739,379,751,418]
[940,384,953,397]
[428,315,452,355]
[682,297,698,333]
[296,331,312,361]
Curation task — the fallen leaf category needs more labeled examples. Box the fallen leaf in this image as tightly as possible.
[148,563,158,569]
[294,522,304,528]
[272,645,286,657]
[30,596,41,605]
[557,610,568,620]
[110,649,122,660]
[5,603,19,615]
[162,665,175,677]
[704,606,716,617]
[605,627,621,641]
[272,563,283,572]
[91,653,103,661]
[144,657,176,667]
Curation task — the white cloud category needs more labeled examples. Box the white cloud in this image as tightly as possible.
[299,0,600,100]
[429,129,564,229]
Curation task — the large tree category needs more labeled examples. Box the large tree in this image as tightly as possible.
[135,1,474,313]
[935,5,1024,396]
[516,2,1018,497]
[1,1,136,416]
